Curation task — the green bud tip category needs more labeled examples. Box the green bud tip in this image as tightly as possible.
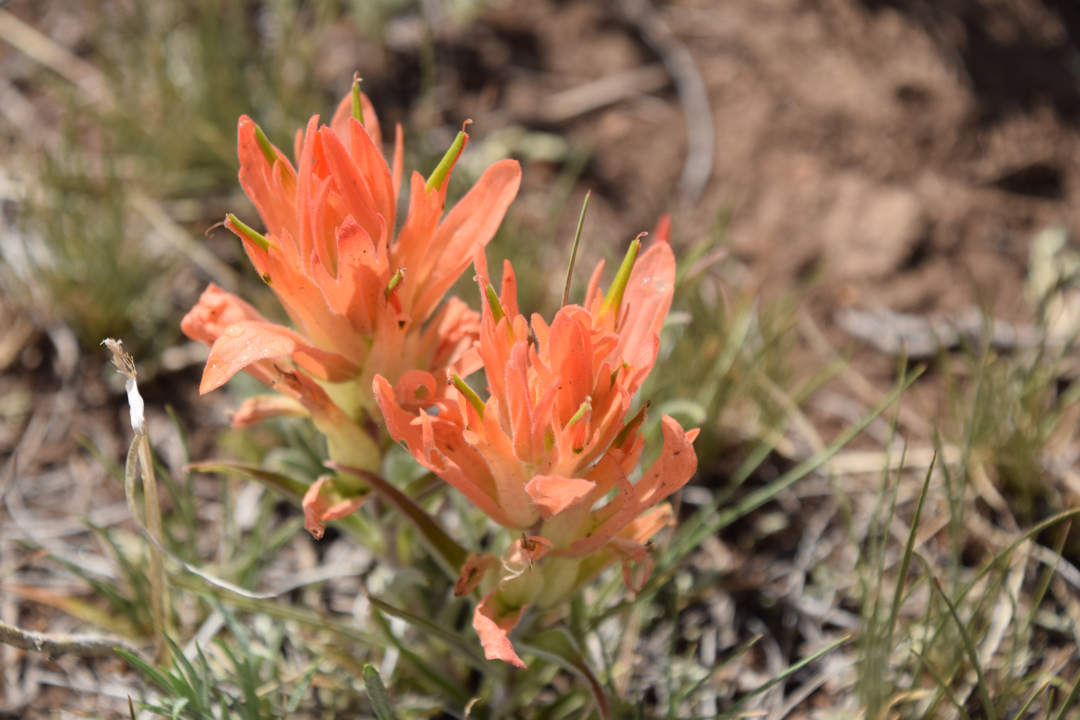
[450,374,485,419]
[600,233,645,319]
[568,398,592,427]
[252,123,277,166]
[614,401,649,449]
[485,283,505,324]
[425,120,472,193]
[351,73,364,124]
[385,269,405,299]
[227,214,271,251]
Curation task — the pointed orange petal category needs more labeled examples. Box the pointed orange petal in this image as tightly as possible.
[201,321,358,394]
[302,477,366,539]
[473,591,527,669]
[653,213,672,245]
[319,125,383,244]
[525,475,596,519]
[236,117,298,241]
[411,159,522,323]
[231,394,307,429]
[631,415,699,509]
[392,123,404,200]
[454,553,497,597]
[611,242,675,365]
[329,88,383,150]
[373,376,517,528]
[548,310,593,426]
[181,284,269,346]
[347,117,396,231]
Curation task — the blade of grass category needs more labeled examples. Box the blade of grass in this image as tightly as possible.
[932,576,997,720]
[365,594,489,672]
[520,627,611,720]
[187,460,378,550]
[909,649,974,720]
[330,461,468,576]
[886,452,936,648]
[561,190,590,307]
[284,658,321,714]
[1022,519,1071,642]
[677,635,761,706]
[717,635,849,718]
[679,366,923,557]
[126,441,276,600]
[370,607,470,706]
[1052,667,1080,720]
[1014,680,1052,720]
[364,664,400,720]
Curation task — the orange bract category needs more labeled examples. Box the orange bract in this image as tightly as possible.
[183,89,520,410]
[182,87,521,534]
[374,231,699,667]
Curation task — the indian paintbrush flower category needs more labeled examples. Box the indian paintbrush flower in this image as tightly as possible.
[373,228,699,668]
[182,81,521,536]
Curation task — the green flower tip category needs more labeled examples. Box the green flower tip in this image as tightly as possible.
[614,401,649,449]
[486,283,505,324]
[252,123,277,166]
[351,73,364,124]
[227,213,271,251]
[451,374,485,420]
[385,268,405,299]
[600,233,645,319]
[425,120,472,193]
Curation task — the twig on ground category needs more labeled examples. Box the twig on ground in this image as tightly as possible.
[617,0,714,201]
[538,64,671,124]
[0,618,145,660]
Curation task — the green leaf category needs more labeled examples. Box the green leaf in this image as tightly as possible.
[364,664,401,720]
[520,628,611,720]
[187,460,377,548]
[285,658,321,714]
[366,595,488,672]
[330,462,468,576]
[718,635,849,718]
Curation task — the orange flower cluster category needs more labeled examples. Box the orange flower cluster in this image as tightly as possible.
[185,81,698,670]
[182,82,521,534]
[374,234,698,668]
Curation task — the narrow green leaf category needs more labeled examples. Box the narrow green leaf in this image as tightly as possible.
[186,459,377,547]
[682,367,924,553]
[285,658,321,714]
[719,635,849,718]
[186,461,308,500]
[1052,667,1080,720]
[600,235,642,318]
[364,665,400,720]
[886,452,935,649]
[371,608,470,706]
[425,129,467,193]
[520,628,611,720]
[329,462,468,575]
[678,635,761,706]
[910,649,974,720]
[562,190,590,307]
[365,595,488,671]
[932,577,997,720]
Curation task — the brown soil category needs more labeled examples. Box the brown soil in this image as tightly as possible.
[389,0,1080,325]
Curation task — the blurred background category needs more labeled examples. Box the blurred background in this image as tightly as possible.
[5,0,1080,716]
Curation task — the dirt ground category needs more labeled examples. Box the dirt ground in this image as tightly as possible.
[4,0,1080,715]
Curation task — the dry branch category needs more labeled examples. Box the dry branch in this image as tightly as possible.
[0,618,144,660]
